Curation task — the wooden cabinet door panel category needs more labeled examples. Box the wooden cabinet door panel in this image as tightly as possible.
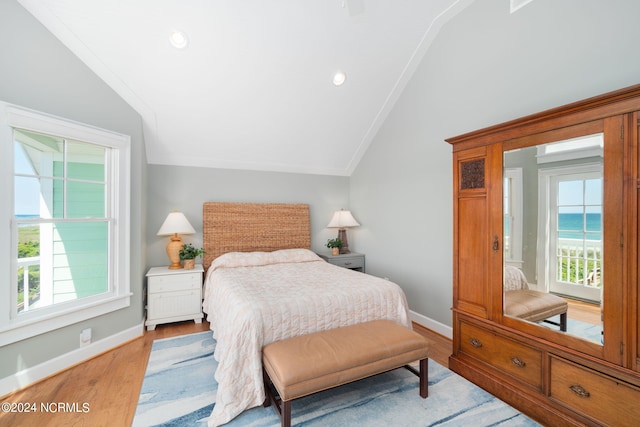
[456,195,489,317]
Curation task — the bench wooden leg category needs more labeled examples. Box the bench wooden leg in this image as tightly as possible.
[282,400,291,427]
[560,312,567,332]
[262,369,271,407]
[264,367,291,427]
[404,359,429,398]
[419,358,428,398]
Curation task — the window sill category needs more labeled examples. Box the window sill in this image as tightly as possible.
[0,293,132,346]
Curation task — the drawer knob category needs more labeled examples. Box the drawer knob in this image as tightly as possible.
[569,384,591,398]
[510,356,526,368]
[344,262,352,265]
[470,338,483,348]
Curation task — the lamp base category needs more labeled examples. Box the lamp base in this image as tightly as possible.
[166,234,184,269]
[337,229,351,254]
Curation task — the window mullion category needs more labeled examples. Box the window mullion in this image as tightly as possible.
[63,139,67,219]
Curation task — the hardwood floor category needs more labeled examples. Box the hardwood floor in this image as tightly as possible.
[566,297,601,325]
[0,321,210,427]
[0,320,451,427]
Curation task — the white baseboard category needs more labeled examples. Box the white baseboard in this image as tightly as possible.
[0,321,144,397]
[410,310,452,339]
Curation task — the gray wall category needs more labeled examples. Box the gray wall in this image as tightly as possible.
[146,165,350,269]
[0,0,146,378]
[350,0,640,327]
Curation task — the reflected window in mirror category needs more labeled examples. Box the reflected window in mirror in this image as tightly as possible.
[503,133,603,345]
[538,165,602,302]
[504,168,523,266]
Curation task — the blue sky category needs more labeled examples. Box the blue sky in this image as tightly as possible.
[558,178,602,214]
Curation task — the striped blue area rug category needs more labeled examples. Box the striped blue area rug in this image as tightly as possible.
[133,332,540,427]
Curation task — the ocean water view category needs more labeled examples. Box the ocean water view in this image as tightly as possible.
[16,214,39,227]
[558,212,601,240]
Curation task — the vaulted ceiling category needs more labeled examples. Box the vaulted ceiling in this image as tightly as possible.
[19,0,467,176]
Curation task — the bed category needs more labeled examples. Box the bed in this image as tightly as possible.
[201,202,412,427]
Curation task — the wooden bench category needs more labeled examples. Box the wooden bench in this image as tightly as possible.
[262,320,430,427]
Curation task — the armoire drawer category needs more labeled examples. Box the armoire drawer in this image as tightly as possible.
[459,321,542,390]
[550,356,640,427]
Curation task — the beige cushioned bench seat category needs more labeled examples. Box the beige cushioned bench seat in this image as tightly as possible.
[262,319,430,427]
[503,266,568,332]
[505,290,568,331]
[505,289,568,321]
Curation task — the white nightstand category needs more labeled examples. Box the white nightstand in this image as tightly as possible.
[317,252,365,273]
[145,264,204,331]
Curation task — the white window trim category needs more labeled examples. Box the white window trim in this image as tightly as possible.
[536,163,603,295]
[504,167,524,267]
[0,102,131,345]
[536,134,603,164]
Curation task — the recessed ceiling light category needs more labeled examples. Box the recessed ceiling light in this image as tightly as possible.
[333,71,347,86]
[169,30,189,49]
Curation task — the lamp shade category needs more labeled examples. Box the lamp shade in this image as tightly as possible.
[327,209,360,229]
[157,211,196,236]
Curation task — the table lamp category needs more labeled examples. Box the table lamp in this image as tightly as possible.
[157,211,196,269]
[327,209,360,254]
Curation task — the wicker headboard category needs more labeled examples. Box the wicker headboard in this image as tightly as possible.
[202,202,311,271]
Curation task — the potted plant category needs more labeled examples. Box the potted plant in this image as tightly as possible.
[325,238,343,256]
[179,243,205,269]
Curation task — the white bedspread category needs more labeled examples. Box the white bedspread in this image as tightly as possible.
[202,249,411,426]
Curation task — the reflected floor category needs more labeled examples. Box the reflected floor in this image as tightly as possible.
[566,298,600,326]
[542,298,602,344]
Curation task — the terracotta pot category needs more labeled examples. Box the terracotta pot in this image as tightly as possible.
[183,259,195,269]
[331,248,339,256]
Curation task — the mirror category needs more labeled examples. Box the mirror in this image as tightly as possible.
[503,133,603,345]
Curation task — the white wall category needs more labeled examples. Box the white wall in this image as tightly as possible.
[0,0,146,383]
[350,0,640,327]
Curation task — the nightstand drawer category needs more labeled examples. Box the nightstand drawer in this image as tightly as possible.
[318,252,365,272]
[147,289,202,319]
[148,273,201,293]
[331,256,364,270]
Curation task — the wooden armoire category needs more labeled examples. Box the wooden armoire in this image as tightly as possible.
[447,84,640,426]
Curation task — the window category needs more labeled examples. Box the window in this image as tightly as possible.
[0,102,131,344]
[537,134,603,303]
[546,169,602,302]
